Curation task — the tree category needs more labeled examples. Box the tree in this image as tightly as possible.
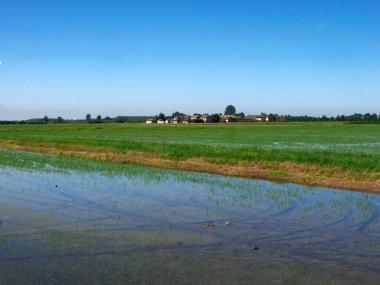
[115,116,128,123]
[172,111,185,118]
[224,105,236,115]
[96,115,102,121]
[353,113,363,121]
[321,115,328,121]
[211,113,220,122]
[43,116,48,124]
[268,113,276,122]
[238,112,245,118]
[86,114,91,123]
[56,116,64,123]
[363,113,371,122]
[158,112,165,120]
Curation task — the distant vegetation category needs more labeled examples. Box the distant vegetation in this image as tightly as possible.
[0,108,379,125]
[224,105,236,115]
[0,116,153,124]
[284,113,380,122]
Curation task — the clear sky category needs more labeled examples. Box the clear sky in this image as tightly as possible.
[0,0,379,120]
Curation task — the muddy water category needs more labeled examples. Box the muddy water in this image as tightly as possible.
[0,150,379,284]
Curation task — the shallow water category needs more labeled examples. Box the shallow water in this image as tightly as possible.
[0,150,379,284]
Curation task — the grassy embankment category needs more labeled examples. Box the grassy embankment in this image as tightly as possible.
[0,122,379,192]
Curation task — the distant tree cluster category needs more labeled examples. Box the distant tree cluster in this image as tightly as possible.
[85,114,118,123]
[158,112,165,120]
[114,116,128,123]
[211,113,220,122]
[284,113,380,122]
[1,110,379,125]
[172,111,186,118]
[85,114,104,123]
[83,114,151,124]
[334,113,379,122]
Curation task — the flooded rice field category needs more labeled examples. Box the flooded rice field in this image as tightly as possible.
[0,150,379,284]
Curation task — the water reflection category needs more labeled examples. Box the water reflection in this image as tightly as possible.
[0,150,379,284]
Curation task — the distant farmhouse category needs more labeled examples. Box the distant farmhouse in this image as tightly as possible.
[222,115,241,123]
[275,115,285,122]
[245,114,269,122]
[145,119,157,124]
[201,115,214,123]
[245,114,285,122]
[146,112,285,124]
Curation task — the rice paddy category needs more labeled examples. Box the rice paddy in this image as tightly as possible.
[0,122,379,192]
[0,149,380,284]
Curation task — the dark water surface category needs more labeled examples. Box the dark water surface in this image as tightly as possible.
[0,150,379,284]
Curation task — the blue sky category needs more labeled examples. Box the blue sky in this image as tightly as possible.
[0,0,379,120]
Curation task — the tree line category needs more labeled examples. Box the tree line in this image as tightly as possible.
[283,113,380,122]
[0,115,151,124]
[0,110,379,124]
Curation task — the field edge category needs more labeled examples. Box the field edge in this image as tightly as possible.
[0,141,379,194]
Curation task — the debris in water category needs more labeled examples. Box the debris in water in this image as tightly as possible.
[249,246,259,251]
[200,222,215,228]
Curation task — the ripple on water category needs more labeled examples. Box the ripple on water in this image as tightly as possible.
[0,149,379,284]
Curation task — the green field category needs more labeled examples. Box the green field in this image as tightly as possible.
[0,122,379,172]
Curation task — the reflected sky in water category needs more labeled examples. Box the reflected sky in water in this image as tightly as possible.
[0,150,379,284]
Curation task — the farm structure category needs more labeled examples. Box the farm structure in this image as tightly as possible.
[146,113,285,124]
